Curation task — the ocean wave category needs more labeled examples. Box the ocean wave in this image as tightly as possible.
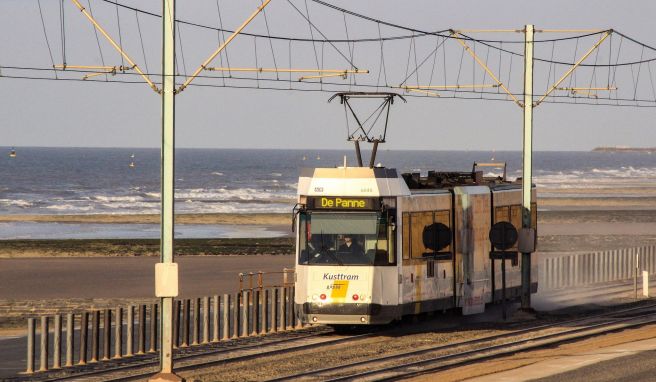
[93,195,148,203]
[175,188,295,202]
[44,204,95,212]
[98,201,160,210]
[211,172,224,176]
[176,202,292,214]
[0,198,33,208]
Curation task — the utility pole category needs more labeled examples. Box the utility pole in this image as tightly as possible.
[521,24,534,310]
[150,0,181,380]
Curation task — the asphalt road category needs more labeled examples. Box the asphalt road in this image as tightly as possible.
[0,255,295,300]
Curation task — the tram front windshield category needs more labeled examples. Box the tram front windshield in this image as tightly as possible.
[298,211,395,266]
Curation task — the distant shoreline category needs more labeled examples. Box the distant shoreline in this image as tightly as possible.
[592,146,656,153]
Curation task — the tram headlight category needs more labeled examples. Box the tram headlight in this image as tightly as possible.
[320,294,326,300]
[312,294,318,301]
[352,294,359,301]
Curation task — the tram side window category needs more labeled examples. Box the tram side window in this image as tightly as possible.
[405,210,452,259]
[298,213,309,264]
[495,204,537,228]
[494,203,538,255]
[495,205,510,222]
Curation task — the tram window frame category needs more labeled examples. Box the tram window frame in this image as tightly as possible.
[403,209,452,260]
[297,211,396,266]
[493,203,537,265]
[402,212,411,260]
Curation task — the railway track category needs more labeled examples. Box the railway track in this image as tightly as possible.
[270,302,656,381]
[14,326,377,382]
[14,302,656,381]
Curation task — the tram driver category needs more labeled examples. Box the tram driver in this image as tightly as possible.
[338,234,364,255]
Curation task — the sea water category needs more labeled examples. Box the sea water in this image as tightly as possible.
[0,147,654,239]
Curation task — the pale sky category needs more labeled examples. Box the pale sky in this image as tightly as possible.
[1,0,655,151]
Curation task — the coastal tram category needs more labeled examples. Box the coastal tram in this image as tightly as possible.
[293,164,537,325]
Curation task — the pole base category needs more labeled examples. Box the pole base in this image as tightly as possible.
[148,372,185,382]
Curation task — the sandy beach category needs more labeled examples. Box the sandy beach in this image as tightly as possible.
[0,193,654,257]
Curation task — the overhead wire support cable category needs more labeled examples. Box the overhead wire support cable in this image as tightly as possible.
[536,30,613,106]
[260,0,279,79]
[377,22,388,87]
[215,0,231,79]
[60,0,66,67]
[134,9,149,75]
[177,21,188,75]
[399,32,452,86]
[88,0,109,81]
[451,30,522,106]
[177,0,272,93]
[37,0,58,79]
[68,0,158,92]
[113,0,125,70]
[285,0,359,70]
[304,0,322,72]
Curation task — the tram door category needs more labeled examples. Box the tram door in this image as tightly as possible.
[454,186,492,315]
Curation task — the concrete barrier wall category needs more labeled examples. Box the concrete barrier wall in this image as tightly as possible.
[539,246,656,290]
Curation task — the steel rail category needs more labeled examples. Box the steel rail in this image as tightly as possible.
[322,310,656,381]
[28,326,381,382]
[270,302,656,381]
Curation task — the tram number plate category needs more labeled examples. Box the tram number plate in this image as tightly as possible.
[329,280,349,298]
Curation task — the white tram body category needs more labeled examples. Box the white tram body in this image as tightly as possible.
[294,166,537,325]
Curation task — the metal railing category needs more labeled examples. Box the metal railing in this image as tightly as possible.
[238,268,295,292]
[24,286,300,375]
[539,245,656,290]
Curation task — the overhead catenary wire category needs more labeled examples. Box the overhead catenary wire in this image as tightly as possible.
[89,0,656,68]
[80,0,656,72]
[98,0,437,43]
[7,65,656,108]
[17,0,656,110]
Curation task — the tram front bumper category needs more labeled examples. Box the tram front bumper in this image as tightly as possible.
[298,302,398,325]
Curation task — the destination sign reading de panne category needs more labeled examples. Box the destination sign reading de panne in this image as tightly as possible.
[308,196,378,210]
